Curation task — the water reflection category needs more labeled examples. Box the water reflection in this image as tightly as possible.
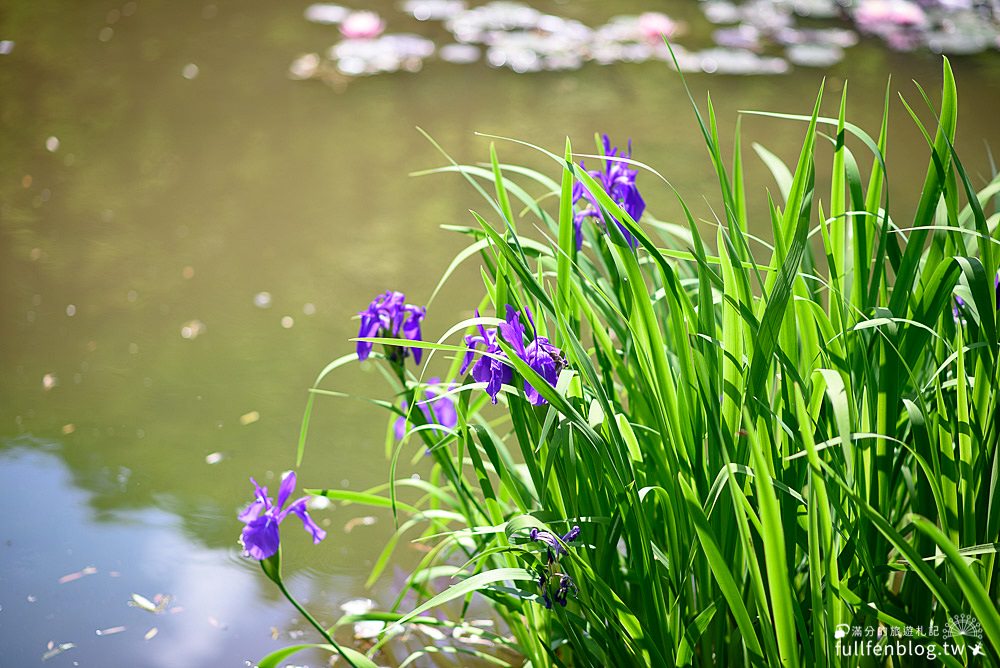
[0,439,311,666]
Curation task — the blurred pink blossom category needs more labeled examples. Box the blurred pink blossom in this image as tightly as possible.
[638,12,678,43]
[855,0,927,29]
[340,11,385,39]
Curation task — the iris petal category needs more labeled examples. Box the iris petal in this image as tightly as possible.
[286,498,327,544]
[241,516,280,560]
[276,471,296,510]
[237,500,265,523]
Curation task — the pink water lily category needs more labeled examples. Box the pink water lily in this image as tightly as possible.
[340,11,385,39]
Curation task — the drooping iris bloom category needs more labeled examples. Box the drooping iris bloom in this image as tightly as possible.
[238,471,326,560]
[394,377,459,440]
[460,305,566,405]
[553,574,577,607]
[536,570,578,609]
[356,291,426,364]
[571,135,645,250]
[530,525,582,563]
[530,525,581,608]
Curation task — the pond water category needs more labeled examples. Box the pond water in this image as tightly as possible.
[2,1,999,665]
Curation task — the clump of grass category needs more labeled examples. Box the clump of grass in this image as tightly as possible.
[260,57,999,667]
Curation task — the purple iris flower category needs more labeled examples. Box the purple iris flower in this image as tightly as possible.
[394,377,459,440]
[356,291,426,364]
[461,311,513,405]
[460,306,566,405]
[238,471,326,560]
[571,135,645,250]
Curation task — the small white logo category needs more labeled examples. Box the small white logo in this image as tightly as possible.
[947,614,983,641]
[834,624,851,640]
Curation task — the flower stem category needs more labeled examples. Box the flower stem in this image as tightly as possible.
[270,567,360,668]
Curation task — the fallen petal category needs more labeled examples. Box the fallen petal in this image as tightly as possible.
[343,515,377,532]
[42,643,75,661]
[339,598,375,615]
[129,593,157,612]
[58,566,97,584]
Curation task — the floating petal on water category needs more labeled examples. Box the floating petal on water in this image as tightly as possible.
[339,597,375,615]
[58,566,97,584]
[239,411,260,425]
[353,620,387,639]
[129,593,157,612]
[41,643,75,661]
[343,515,377,532]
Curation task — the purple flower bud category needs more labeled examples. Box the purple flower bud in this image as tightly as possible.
[561,525,581,543]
